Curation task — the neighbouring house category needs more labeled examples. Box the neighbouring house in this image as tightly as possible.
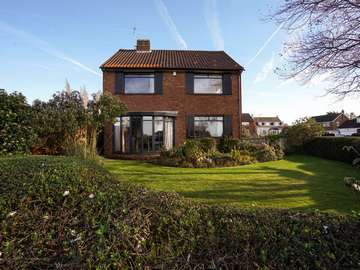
[338,116,360,136]
[311,111,349,135]
[241,113,257,136]
[101,39,244,156]
[254,116,284,136]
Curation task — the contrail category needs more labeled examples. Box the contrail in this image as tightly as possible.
[0,20,101,77]
[154,0,188,49]
[205,0,224,50]
[247,22,284,66]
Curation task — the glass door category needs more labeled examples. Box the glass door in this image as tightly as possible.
[130,116,142,153]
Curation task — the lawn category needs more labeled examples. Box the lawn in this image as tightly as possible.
[103,155,360,214]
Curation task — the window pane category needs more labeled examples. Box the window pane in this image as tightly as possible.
[113,120,121,152]
[130,117,142,153]
[194,75,222,94]
[154,117,164,151]
[125,74,155,94]
[142,117,153,152]
[121,117,130,153]
[194,116,223,137]
[164,118,174,150]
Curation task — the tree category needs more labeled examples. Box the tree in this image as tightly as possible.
[32,84,127,157]
[0,89,36,154]
[284,117,324,152]
[32,90,87,154]
[272,0,360,97]
[86,91,127,156]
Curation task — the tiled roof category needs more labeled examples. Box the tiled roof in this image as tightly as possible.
[241,113,254,122]
[312,113,341,122]
[100,49,243,71]
[339,117,360,129]
[253,116,282,123]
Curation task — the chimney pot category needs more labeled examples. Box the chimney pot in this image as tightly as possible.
[136,39,150,52]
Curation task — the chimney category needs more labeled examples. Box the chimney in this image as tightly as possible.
[136,39,150,52]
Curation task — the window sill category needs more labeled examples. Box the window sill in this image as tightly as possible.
[119,93,162,95]
[189,93,231,96]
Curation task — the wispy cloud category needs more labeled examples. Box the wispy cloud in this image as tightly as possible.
[254,54,275,83]
[247,22,284,66]
[205,0,224,50]
[154,0,188,49]
[0,20,101,77]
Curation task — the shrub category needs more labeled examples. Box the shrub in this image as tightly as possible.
[230,149,254,165]
[255,143,283,162]
[196,137,217,153]
[1,156,360,269]
[0,89,36,155]
[182,140,206,163]
[218,137,242,153]
[284,117,324,153]
[304,137,360,165]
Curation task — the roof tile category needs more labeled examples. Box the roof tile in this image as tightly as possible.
[100,49,243,71]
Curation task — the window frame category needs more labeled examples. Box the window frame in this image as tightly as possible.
[192,115,224,138]
[113,115,175,153]
[193,74,223,95]
[124,73,156,94]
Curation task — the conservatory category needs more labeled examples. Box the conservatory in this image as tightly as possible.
[113,112,176,154]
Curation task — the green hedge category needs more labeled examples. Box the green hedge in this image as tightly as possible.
[304,137,360,164]
[1,156,360,269]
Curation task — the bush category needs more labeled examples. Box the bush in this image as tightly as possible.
[218,137,242,153]
[1,156,360,269]
[284,118,324,153]
[304,137,360,165]
[255,143,283,162]
[196,137,217,153]
[160,139,284,168]
[0,90,36,155]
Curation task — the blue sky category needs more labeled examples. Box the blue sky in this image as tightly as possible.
[0,0,359,123]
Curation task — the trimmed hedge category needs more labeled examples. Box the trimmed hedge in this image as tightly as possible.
[1,156,360,269]
[304,137,360,164]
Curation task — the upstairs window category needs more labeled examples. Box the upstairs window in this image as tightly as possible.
[194,74,222,94]
[125,74,155,94]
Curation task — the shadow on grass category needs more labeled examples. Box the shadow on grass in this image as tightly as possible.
[104,155,360,214]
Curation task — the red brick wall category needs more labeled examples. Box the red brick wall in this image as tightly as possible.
[103,70,242,155]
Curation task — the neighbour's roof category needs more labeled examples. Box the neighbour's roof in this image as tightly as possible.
[338,117,360,129]
[312,113,342,122]
[253,116,282,123]
[100,49,244,71]
[241,113,254,122]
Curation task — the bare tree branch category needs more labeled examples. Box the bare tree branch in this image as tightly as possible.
[271,0,360,97]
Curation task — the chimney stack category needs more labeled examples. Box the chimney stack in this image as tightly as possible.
[136,39,150,52]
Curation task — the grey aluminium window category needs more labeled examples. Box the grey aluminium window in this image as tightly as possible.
[194,116,224,137]
[194,74,222,94]
[113,115,174,153]
[124,74,155,94]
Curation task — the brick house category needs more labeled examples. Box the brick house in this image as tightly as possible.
[253,116,284,136]
[101,39,244,156]
[241,113,257,136]
[311,111,349,135]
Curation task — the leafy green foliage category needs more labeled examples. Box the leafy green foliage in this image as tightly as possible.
[1,156,360,269]
[304,137,360,165]
[32,91,87,154]
[160,138,283,168]
[284,117,324,153]
[0,89,36,155]
[31,90,126,157]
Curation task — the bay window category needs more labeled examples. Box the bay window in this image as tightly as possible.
[113,114,175,153]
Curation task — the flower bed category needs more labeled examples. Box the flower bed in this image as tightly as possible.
[159,137,284,167]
